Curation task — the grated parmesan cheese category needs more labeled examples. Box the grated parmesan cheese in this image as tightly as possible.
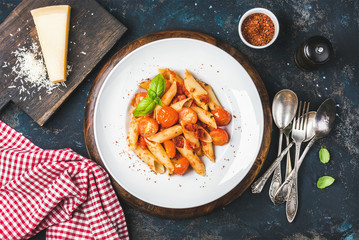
[7,41,71,101]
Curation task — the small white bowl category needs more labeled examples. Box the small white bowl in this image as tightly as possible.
[238,8,279,49]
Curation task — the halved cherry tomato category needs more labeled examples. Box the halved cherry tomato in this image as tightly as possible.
[172,94,187,104]
[138,135,147,150]
[179,107,197,124]
[157,106,179,128]
[164,140,176,158]
[211,109,232,126]
[131,92,148,107]
[209,128,229,146]
[138,118,159,137]
[173,157,189,175]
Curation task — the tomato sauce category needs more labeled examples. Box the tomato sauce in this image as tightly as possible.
[173,136,184,148]
[198,94,209,104]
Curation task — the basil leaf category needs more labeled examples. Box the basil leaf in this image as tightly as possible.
[147,89,157,100]
[317,176,335,189]
[149,74,165,97]
[319,147,330,164]
[133,97,156,117]
[153,97,163,106]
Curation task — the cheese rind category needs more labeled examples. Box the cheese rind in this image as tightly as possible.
[31,5,71,83]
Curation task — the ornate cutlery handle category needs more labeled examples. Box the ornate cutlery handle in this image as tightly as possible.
[251,141,294,193]
[286,142,301,223]
[269,131,283,202]
[273,138,316,205]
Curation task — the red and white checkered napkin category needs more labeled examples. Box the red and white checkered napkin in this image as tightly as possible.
[0,121,129,240]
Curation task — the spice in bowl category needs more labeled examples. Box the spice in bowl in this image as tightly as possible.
[241,13,275,46]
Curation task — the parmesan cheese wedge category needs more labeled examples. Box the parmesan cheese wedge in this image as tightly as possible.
[31,5,71,83]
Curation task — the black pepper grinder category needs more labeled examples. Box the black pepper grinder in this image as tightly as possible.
[294,36,333,71]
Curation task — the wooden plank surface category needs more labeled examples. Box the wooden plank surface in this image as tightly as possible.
[0,0,126,126]
[84,30,272,218]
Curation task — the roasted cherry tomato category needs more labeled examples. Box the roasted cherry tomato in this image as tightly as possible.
[211,109,232,126]
[138,135,147,150]
[173,157,190,175]
[138,118,159,137]
[131,92,148,107]
[209,128,229,146]
[164,140,176,158]
[179,107,197,124]
[157,106,179,127]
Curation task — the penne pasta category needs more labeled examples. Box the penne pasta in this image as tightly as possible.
[197,126,212,142]
[154,81,178,120]
[196,147,203,156]
[147,125,183,143]
[181,122,200,148]
[145,139,175,175]
[201,141,215,162]
[174,136,205,176]
[128,68,231,176]
[191,105,217,129]
[138,79,151,89]
[170,97,193,112]
[184,69,209,110]
[133,145,165,173]
[198,80,222,110]
[170,71,184,85]
[127,116,140,150]
[161,81,177,106]
[159,68,184,84]
[158,68,171,81]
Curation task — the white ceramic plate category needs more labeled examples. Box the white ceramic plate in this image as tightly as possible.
[94,38,264,209]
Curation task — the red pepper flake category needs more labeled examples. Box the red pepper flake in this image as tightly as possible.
[241,13,275,46]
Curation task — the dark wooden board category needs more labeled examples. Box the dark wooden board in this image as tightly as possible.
[0,0,126,126]
[84,30,272,219]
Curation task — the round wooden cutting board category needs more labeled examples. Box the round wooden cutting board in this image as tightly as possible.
[84,30,272,218]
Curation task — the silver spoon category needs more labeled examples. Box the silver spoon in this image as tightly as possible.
[272,111,316,205]
[275,98,336,207]
[269,90,298,203]
[251,111,314,195]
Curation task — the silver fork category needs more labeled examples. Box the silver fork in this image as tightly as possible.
[286,101,310,223]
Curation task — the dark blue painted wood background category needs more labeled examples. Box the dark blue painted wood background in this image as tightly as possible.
[0,0,358,239]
